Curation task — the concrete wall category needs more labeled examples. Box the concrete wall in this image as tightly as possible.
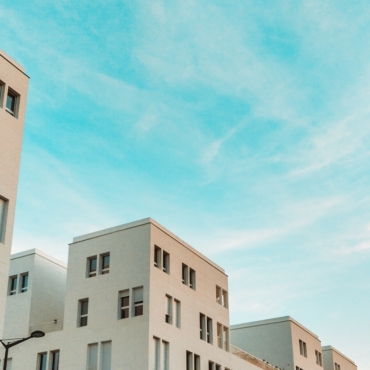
[322,346,357,370]
[0,50,29,337]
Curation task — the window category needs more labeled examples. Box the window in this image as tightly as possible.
[174,299,181,328]
[217,323,222,348]
[208,361,214,370]
[223,326,230,351]
[101,253,110,274]
[79,299,89,327]
[200,313,206,340]
[189,269,196,290]
[154,246,161,268]
[9,276,17,295]
[20,273,28,293]
[295,367,303,370]
[119,290,130,319]
[216,286,228,308]
[38,353,47,370]
[0,197,8,243]
[163,251,170,273]
[0,80,5,108]
[51,351,60,370]
[335,363,341,370]
[207,317,213,344]
[101,341,112,370]
[194,354,200,370]
[6,89,18,117]
[299,340,307,357]
[133,286,143,316]
[215,365,221,370]
[186,351,193,370]
[162,341,169,370]
[165,295,172,324]
[87,343,98,370]
[87,256,97,278]
[216,323,229,351]
[154,337,160,370]
[315,350,322,366]
[182,264,188,285]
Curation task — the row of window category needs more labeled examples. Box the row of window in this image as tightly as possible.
[0,81,19,117]
[8,272,29,295]
[186,351,231,370]
[38,350,59,370]
[0,196,8,244]
[154,245,170,273]
[87,253,110,277]
[87,341,112,370]
[315,350,323,366]
[78,286,143,327]
[299,340,322,367]
[199,314,230,351]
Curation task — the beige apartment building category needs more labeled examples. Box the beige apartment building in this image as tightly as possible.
[0,50,29,337]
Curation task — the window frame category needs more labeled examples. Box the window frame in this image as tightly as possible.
[163,250,170,274]
[100,253,110,275]
[87,256,97,278]
[9,275,17,296]
[20,272,29,293]
[5,87,19,118]
[78,299,89,327]
[182,264,188,285]
[51,350,60,370]
[154,246,161,269]
[165,295,172,324]
[37,352,47,370]
[133,286,144,317]
[119,290,130,319]
[189,268,196,290]
[0,80,5,108]
[0,196,8,244]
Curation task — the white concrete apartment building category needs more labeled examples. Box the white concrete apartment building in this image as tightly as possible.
[1,218,278,370]
[0,49,29,337]
[230,317,357,370]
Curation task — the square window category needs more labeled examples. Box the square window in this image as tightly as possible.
[101,253,110,274]
[87,256,97,278]
[78,299,88,327]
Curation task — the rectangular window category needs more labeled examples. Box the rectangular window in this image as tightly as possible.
[215,365,221,370]
[20,273,28,293]
[163,251,170,273]
[154,246,161,268]
[87,256,97,278]
[79,299,89,327]
[38,353,47,370]
[101,253,110,274]
[133,286,143,316]
[9,276,17,295]
[154,337,160,370]
[87,343,98,370]
[299,340,307,357]
[165,295,172,324]
[162,341,169,370]
[6,88,19,117]
[174,299,181,328]
[207,317,213,344]
[315,350,322,366]
[216,286,221,304]
[223,326,229,351]
[119,290,130,319]
[182,264,188,285]
[194,354,200,370]
[0,197,8,243]
[208,361,214,370]
[101,341,112,370]
[186,351,193,370]
[51,351,60,370]
[0,80,4,108]
[221,289,228,308]
[200,313,206,340]
[335,364,341,370]
[189,269,196,290]
[217,323,222,348]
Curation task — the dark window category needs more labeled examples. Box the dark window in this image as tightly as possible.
[9,276,17,295]
[38,353,47,370]
[6,91,16,116]
[0,197,7,243]
[182,264,188,285]
[101,254,110,274]
[163,251,170,273]
[120,295,130,319]
[88,257,97,277]
[189,269,196,290]
[51,351,60,370]
[207,317,213,344]
[79,299,88,327]
[154,246,161,268]
[21,273,28,293]
[133,287,143,316]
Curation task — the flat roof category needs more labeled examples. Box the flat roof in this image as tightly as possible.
[322,345,356,365]
[72,217,225,273]
[231,315,319,339]
[0,49,29,77]
[11,248,67,269]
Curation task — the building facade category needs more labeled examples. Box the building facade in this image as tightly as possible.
[0,50,29,337]
[1,218,278,370]
[322,346,357,370]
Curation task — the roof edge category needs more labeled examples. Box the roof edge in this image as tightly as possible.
[322,345,356,365]
[11,248,67,268]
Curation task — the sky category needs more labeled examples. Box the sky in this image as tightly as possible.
[1,0,369,367]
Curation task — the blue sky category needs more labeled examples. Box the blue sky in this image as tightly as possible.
[1,0,369,367]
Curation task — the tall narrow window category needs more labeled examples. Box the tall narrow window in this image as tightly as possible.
[119,290,130,319]
[9,276,17,295]
[154,337,160,370]
[0,81,4,108]
[38,353,47,370]
[165,295,172,324]
[208,361,214,370]
[207,317,213,344]
[182,264,188,285]
[186,351,193,370]
[87,343,98,370]
[217,323,222,348]
[163,251,170,273]
[133,287,143,316]
[20,273,28,293]
[87,256,97,278]
[215,365,221,370]
[335,363,341,370]
[154,246,161,269]
[299,340,307,357]
[101,341,112,370]
[101,253,110,274]
[174,299,181,328]
[79,299,89,327]
[223,326,229,351]
[0,197,7,243]
[162,341,169,370]
[221,289,228,308]
[216,286,221,304]
[194,354,200,370]
[200,313,206,340]
[189,269,196,290]
[6,90,17,116]
[51,351,60,370]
